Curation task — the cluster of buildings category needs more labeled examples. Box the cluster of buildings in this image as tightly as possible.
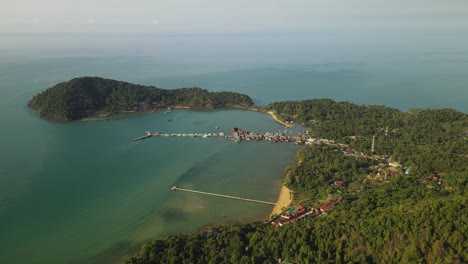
[154,132,226,138]
[229,127,299,143]
[364,157,414,182]
[271,202,340,227]
[304,138,336,146]
[137,126,317,144]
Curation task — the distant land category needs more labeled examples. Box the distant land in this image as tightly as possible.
[28,77,254,121]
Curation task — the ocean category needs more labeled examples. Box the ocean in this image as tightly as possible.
[0,32,467,263]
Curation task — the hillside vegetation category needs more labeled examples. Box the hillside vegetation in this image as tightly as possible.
[28,77,254,121]
[125,99,467,264]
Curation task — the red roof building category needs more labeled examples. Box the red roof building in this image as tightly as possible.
[319,205,332,212]
[343,148,356,154]
[296,206,305,214]
[334,180,345,186]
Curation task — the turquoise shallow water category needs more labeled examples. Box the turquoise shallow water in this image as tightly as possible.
[0,106,303,263]
[0,33,467,263]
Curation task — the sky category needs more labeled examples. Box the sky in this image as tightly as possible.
[1,0,468,34]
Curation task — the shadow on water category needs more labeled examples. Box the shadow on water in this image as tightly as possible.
[173,150,224,186]
[74,240,140,264]
[159,207,191,222]
[80,210,231,264]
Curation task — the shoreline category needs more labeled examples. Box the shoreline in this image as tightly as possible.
[54,105,293,128]
[269,184,292,219]
[267,111,292,128]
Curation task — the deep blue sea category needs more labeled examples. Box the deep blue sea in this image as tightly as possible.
[0,32,466,263]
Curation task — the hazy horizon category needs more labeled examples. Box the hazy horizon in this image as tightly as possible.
[2,0,468,34]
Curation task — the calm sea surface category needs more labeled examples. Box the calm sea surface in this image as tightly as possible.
[0,33,467,263]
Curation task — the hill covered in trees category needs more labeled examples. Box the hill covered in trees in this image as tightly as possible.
[28,77,254,121]
[267,99,467,181]
[125,100,467,264]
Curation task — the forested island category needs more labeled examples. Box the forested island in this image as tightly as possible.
[125,99,467,264]
[28,77,254,121]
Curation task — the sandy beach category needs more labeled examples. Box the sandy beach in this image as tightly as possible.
[174,106,191,109]
[269,184,292,218]
[267,111,292,128]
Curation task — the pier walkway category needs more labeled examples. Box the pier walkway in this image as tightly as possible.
[171,186,275,205]
[133,128,304,143]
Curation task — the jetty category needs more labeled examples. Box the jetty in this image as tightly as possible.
[132,127,310,144]
[133,131,162,141]
[171,186,275,205]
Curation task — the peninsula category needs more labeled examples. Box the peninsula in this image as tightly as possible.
[28,77,254,121]
[125,98,467,264]
[28,77,467,263]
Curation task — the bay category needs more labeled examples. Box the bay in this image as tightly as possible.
[0,106,303,263]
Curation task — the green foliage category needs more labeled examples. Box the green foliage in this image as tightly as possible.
[125,195,467,264]
[28,77,254,121]
[285,145,375,201]
[269,99,468,179]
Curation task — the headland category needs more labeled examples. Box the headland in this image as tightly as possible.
[28,77,254,122]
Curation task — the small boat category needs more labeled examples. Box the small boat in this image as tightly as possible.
[215,126,219,129]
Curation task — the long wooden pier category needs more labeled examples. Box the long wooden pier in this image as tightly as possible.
[171,186,275,205]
